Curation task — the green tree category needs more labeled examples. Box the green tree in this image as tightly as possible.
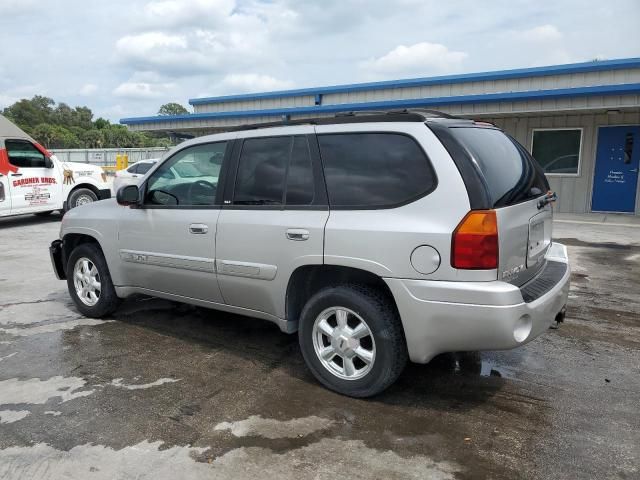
[80,129,105,148]
[158,102,189,116]
[2,95,55,132]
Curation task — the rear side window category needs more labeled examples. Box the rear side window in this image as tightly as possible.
[449,128,548,208]
[233,136,315,206]
[234,137,289,205]
[137,162,154,175]
[318,133,436,208]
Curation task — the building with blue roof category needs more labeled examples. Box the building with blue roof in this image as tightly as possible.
[121,58,640,215]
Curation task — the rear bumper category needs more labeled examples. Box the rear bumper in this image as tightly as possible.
[49,239,66,280]
[385,243,571,363]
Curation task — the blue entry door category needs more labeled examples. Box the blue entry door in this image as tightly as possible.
[591,126,640,213]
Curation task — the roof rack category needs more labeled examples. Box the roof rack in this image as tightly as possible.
[226,108,462,131]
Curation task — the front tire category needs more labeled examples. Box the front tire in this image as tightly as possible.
[66,243,120,318]
[298,285,407,398]
[67,188,98,210]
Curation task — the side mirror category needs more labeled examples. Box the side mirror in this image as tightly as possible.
[117,185,140,207]
[45,156,54,168]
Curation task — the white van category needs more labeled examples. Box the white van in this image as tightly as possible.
[0,114,111,217]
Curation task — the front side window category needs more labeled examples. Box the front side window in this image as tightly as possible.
[145,142,227,206]
[532,129,582,175]
[318,133,436,208]
[5,140,46,168]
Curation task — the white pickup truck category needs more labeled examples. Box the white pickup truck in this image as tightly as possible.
[0,114,111,217]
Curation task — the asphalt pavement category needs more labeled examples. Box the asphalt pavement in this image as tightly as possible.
[0,213,638,480]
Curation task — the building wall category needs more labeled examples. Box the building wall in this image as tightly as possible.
[488,110,640,214]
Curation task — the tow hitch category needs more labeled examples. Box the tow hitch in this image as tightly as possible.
[550,306,566,329]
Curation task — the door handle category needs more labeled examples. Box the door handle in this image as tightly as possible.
[189,223,208,234]
[10,173,22,177]
[286,229,309,241]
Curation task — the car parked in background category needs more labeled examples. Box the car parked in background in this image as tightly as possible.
[112,159,159,192]
[50,110,570,398]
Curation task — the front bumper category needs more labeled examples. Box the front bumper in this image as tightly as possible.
[385,243,571,363]
[49,239,66,280]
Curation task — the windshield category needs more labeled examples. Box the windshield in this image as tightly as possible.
[449,127,549,207]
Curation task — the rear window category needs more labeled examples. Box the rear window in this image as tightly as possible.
[318,133,436,208]
[449,127,548,207]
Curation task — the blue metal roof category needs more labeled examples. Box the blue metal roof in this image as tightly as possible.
[121,82,640,125]
[188,57,640,106]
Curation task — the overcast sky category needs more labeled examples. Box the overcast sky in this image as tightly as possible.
[1,0,639,122]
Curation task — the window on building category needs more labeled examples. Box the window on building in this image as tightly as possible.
[531,129,582,175]
[318,133,436,208]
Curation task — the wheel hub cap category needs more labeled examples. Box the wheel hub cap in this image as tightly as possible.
[312,307,376,380]
[73,257,101,306]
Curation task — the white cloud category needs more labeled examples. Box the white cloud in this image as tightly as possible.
[113,81,176,99]
[144,0,235,28]
[521,25,563,42]
[220,74,294,93]
[79,84,98,96]
[360,42,467,77]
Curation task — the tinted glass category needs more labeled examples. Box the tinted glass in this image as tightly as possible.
[145,142,226,206]
[286,136,314,205]
[234,137,289,205]
[532,129,581,174]
[137,162,154,174]
[450,127,548,207]
[5,140,46,168]
[318,133,435,207]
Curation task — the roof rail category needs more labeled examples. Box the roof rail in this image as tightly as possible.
[225,108,460,131]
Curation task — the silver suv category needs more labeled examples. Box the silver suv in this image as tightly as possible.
[49,110,570,397]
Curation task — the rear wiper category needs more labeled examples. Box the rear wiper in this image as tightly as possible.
[537,191,557,209]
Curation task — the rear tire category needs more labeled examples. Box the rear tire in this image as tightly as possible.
[66,243,120,318]
[298,284,407,398]
[67,188,98,210]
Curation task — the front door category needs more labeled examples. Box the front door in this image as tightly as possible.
[591,126,640,213]
[215,129,329,319]
[117,140,230,303]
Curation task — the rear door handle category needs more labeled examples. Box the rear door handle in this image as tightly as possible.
[189,223,208,234]
[286,228,309,241]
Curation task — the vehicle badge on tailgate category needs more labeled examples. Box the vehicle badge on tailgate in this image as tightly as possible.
[502,264,524,280]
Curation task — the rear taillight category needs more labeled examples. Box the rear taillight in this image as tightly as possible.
[451,210,498,269]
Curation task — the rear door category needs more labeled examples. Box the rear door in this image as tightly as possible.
[446,127,551,285]
[215,127,329,319]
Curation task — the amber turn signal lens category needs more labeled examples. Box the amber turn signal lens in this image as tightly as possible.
[451,210,499,269]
